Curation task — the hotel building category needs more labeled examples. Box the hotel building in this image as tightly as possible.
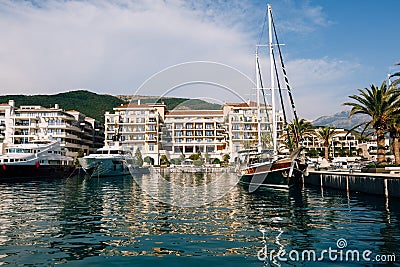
[162,110,228,160]
[222,101,285,160]
[0,100,104,157]
[104,101,166,164]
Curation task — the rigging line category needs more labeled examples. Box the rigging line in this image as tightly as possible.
[270,11,302,142]
[271,48,293,149]
[256,56,273,144]
[257,5,269,45]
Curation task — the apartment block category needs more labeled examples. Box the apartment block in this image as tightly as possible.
[104,101,166,164]
[162,110,228,160]
[222,102,285,159]
[0,100,104,157]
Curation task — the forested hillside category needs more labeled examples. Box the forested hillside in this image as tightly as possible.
[0,90,222,122]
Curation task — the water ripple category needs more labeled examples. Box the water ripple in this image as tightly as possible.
[0,175,398,266]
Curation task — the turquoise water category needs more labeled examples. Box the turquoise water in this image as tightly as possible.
[0,173,399,266]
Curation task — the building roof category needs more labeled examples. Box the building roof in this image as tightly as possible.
[114,103,156,109]
[0,103,10,107]
[166,110,223,116]
[224,101,260,107]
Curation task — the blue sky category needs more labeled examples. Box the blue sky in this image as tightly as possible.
[0,0,399,120]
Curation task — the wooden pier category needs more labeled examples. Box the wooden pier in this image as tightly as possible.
[305,170,400,198]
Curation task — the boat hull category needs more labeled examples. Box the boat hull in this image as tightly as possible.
[78,157,131,177]
[239,161,307,191]
[0,164,75,180]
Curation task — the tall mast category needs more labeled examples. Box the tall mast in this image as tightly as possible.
[256,50,262,153]
[268,4,277,159]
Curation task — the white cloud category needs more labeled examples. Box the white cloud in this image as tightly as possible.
[273,0,333,34]
[286,58,363,120]
[0,0,367,120]
[0,0,255,95]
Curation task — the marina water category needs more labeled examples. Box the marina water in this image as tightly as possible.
[0,173,399,266]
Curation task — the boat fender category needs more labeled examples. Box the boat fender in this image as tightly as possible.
[2,164,6,171]
[36,161,40,168]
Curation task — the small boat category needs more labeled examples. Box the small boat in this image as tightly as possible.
[78,145,132,177]
[0,139,75,179]
[237,4,308,191]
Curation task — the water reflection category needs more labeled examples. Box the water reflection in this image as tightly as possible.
[0,174,398,266]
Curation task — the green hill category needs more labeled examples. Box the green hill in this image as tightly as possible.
[0,90,222,122]
[137,97,221,110]
[0,90,125,123]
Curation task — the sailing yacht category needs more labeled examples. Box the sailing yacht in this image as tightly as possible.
[237,4,307,191]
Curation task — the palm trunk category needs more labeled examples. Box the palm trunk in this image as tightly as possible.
[324,146,329,161]
[376,129,386,165]
[393,137,400,165]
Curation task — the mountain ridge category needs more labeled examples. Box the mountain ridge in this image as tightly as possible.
[312,110,369,130]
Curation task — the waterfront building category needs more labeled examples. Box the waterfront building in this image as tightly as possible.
[301,128,391,160]
[222,101,285,160]
[162,110,228,161]
[104,101,166,164]
[0,100,104,157]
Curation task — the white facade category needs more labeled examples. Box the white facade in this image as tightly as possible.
[0,100,104,157]
[222,102,285,160]
[162,110,228,160]
[104,102,166,164]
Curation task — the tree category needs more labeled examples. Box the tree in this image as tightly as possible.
[343,81,400,164]
[179,153,186,163]
[388,72,400,164]
[261,133,272,149]
[222,153,230,163]
[388,118,400,165]
[287,118,313,148]
[243,140,252,150]
[314,126,335,161]
[189,153,200,161]
[193,157,205,166]
[134,148,143,167]
[211,158,221,164]
[160,155,170,166]
[144,156,154,165]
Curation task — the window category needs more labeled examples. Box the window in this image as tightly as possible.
[149,144,154,151]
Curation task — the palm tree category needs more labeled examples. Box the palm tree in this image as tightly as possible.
[287,118,313,149]
[388,118,400,164]
[314,126,336,161]
[260,133,271,149]
[343,81,400,164]
[388,72,400,164]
